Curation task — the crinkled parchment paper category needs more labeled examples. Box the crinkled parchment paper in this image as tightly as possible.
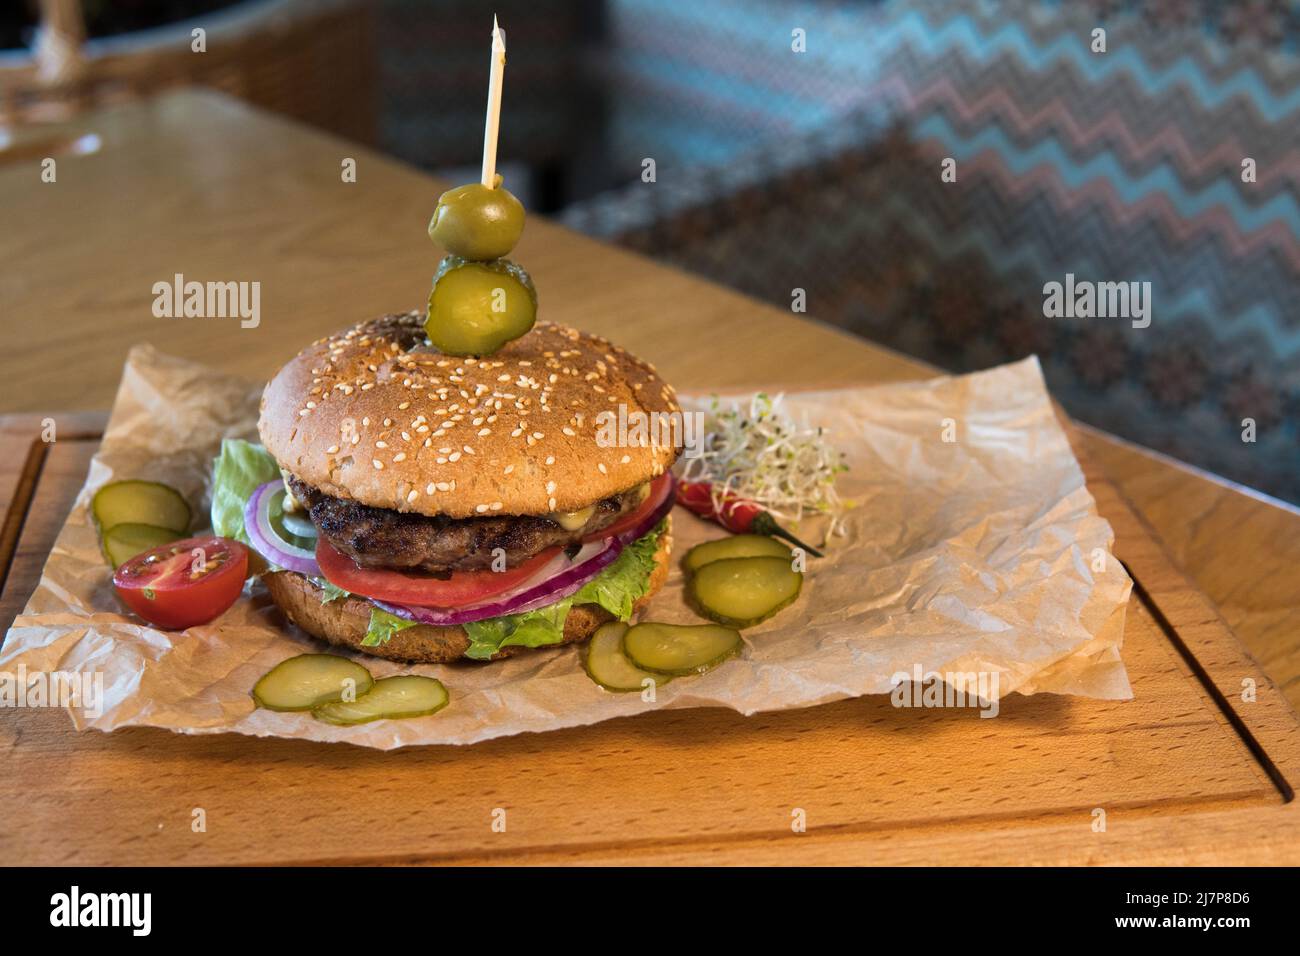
[0,347,1131,749]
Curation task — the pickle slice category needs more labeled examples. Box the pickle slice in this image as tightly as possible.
[687,556,802,628]
[102,522,181,568]
[312,675,449,725]
[92,480,191,534]
[426,255,538,356]
[622,622,742,676]
[252,654,375,712]
[683,534,791,573]
[583,622,671,692]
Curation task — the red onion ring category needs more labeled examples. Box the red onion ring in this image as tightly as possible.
[245,481,322,576]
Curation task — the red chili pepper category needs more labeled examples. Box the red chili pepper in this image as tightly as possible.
[676,480,822,557]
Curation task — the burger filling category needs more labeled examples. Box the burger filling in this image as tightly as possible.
[285,475,646,574]
[212,437,669,660]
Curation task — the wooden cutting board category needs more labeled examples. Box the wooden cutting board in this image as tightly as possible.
[1,410,1297,865]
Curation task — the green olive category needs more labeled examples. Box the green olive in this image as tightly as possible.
[427,182,525,260]
[425,256,537,356]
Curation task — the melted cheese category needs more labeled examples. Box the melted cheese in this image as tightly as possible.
[549,505,596,531]
[279,470,301,513]
[549,484,650,531]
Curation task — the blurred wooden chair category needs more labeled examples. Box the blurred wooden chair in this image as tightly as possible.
[0,0,377,144]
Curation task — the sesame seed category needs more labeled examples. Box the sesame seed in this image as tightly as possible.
[393,453,407,462]
[407,490,418,502]
[503,464,515,475]
[490,502,503,511]
[478,428,491,436]
[546,456,555,465]
[375,440,387,449]
[532,431,544,440]
[621,454,631,463]
[448,451,461,462]
[562,427,575,436]
[372,460,383,470]
[437,481,450,491]
[598,463,607,474]
[548,497,557,510]
[298,409,309,417]
[475,504,489,513]
[546,481,557,495]
[426,483,436,495]
[326,445,339,454]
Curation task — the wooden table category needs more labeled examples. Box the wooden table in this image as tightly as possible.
[3,90,1298,865]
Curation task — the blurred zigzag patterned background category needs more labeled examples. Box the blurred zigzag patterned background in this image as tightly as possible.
[560,0,1300,503]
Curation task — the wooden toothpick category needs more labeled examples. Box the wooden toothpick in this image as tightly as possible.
[480,15,507,189]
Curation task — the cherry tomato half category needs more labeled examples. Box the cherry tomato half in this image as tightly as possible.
[112,535,249,630]
[316,538,562,607]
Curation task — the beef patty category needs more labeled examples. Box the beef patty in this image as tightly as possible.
[287,475,643,574]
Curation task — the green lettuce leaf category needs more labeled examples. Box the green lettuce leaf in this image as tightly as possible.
[364,608,420,647]
[460,521,667,661]
[460,597,576,661]
[210,439,281,545]
[318,580,351,604]
[571,523,665,620]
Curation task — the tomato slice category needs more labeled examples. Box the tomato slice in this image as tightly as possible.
[112,535,249,630]
[316,539,563,607]
[585,473,673,543]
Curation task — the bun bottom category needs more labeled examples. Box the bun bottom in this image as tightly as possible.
[263,521,671,664]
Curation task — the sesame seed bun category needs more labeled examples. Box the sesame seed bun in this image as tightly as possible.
[262,522,672,663]
[258,312,681,518]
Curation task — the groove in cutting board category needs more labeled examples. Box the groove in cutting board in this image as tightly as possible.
[1125,560,1294,803]
[0,436,48,594]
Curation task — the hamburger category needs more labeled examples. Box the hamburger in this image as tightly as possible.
[233,310,681,663]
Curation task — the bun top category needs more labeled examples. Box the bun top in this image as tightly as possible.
[258,312,682,518]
